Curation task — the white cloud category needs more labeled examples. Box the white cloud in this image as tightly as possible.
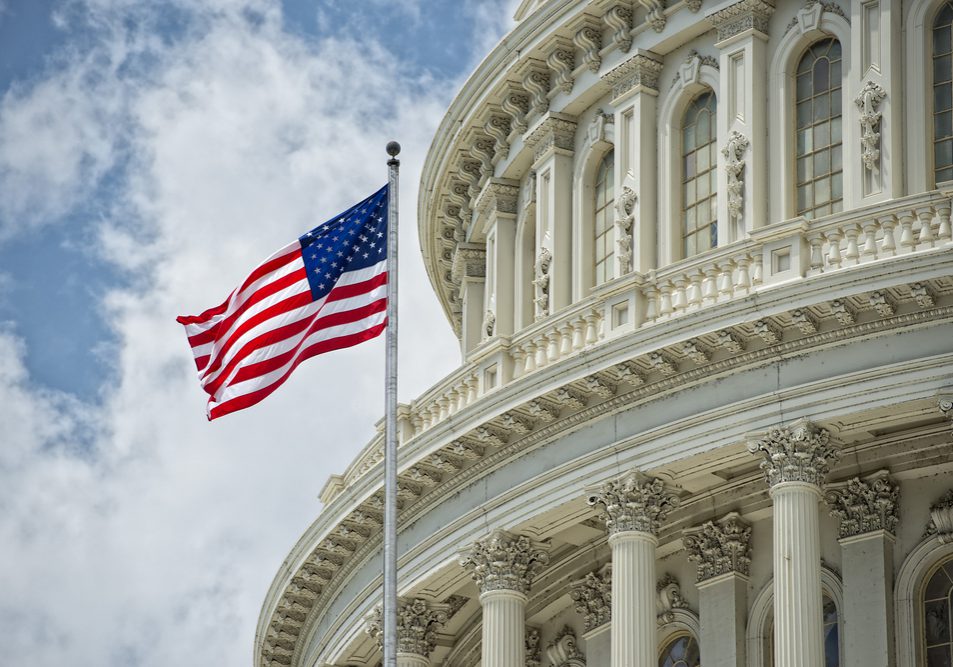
[0,0,503,664]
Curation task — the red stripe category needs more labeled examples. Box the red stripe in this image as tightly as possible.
[207,320,387,420]
[187,267,308,348]
[229,298,386,384]
[326,271,387,302]
[194,354,210,371]
[176,248,301,326]
[200,290,314,386]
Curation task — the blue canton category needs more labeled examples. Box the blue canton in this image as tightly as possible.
[299,185,388,301]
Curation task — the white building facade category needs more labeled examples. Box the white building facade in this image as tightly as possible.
[256,1,953,666]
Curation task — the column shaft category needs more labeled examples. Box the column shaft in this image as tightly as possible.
[481,590,526,667]
[610,531,657,667]
[772,482,824,667]
[396,654,430,667]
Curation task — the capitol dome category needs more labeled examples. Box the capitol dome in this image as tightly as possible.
[257,1,953,665]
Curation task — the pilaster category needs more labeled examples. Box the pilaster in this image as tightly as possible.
[452,244,486,355]
[526,113,576,314]
[602,51,662,274]
[748,418,839,667]
[460,529,550,667]
[710,0,774,237]
[588,471,679,667]
[684,512,752,667]
[476,179,520,339]
[826,470,899,667]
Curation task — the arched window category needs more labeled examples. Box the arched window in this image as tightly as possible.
[795,38,843,218]
[935,3,953,184]
[594,150,615,285]
[659,633,700,667]
[766,594,841,666]
[923,557,953,665]
[682,90,717,258]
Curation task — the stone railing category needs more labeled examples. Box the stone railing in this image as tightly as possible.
[324,190,953,504]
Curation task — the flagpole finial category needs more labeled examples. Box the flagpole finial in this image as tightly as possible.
[386,141,401,165]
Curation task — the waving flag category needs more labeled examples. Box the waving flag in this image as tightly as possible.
[177,185,389,420]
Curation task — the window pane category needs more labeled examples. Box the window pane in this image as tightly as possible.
[797,72,813,98]
[593,151,615,285]
[937,139,953,168]
[926,646,952,667]
[797,100,812,128]
[938,84,953,112]
[937,112,953,141]
[831,117,842,143]
[814,58,830,90]
[937,24,953,56]
[815,149,830,175]
[815,92,830,120]
[937,54,952,85]
[798,128,813,154]
[832,172,843,199]
[832,145,843,171]
[926,599,951,645]
[814,121,831,148]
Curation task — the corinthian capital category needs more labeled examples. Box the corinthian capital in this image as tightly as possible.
[459,529,550,595]
[825,470,899,539]
[683,511,752,582]
[588,470,680,536]
[569,564,612,632]
[747,418,839,488]
[365,597,449,658]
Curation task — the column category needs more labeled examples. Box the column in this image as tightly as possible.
[525,113,577,314]
[708,0,774,236]
[474,179,519,339]
[365,597,450,667]
[460,529,550,667]
[601,52,663,271]
[747,418,840,667]
[588,470,680,667]
[826,470,900,667]
[683,512,752,667]
[452,243,486,355]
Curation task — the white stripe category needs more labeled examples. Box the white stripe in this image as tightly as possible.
[208,309,387,408]
[203,282,387,395]
[197,260,386,375]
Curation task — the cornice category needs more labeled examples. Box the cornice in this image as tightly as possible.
[601,50,663,101]
[707,0,775,43]
[258,263,953,666]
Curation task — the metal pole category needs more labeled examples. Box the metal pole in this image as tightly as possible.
[383,140,401,667]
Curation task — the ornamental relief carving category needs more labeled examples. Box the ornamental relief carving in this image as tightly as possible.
[747,418,839,488]
[683,511,752,581]
[533,247,553,319]
[526,627,542,667]
[855,80,887,173]
[708,0,775,42]
[722,130,749,223]
[640,0,667,33]
[459,529,550,595]
[825,470,899,539]
[588,470,680,535]
[656,574,690,624]
[614,185,637,275]
[364,597,450,658]
[569,564,612,632]
[926,490,953,544]
[546,626,586,666]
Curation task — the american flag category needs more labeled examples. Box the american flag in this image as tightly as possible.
[177,186,389,420]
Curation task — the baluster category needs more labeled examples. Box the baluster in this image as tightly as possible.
[535,335,549,368]
[446,390,459,416]
[659,281,674,316]
[842,225,860,266]
[643,285,659,322]
[546,330,559,362]
[511,347,524,379]
[734,257,751,293]
[917,207,936,247]
[572,317,586,350]
[559,323,573,357]
[750,253,764,286]
[879,215,897,256]
[860,221,879,260]
[937,202,952,242]
[718,262,735,299]
[438,397,449,421]
[523,341,537,374]
[825,230,843,269]
[702,267,719,304]
[672,277,688,311]
[468,373,479,403]
[898,211,916,252]
[807,234,825,273]
[585,312,600,345]
[687,271,703,308]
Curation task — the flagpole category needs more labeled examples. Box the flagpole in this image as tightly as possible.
[383,140,401,667]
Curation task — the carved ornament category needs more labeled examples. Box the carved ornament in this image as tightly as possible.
[656,574,690,624]
[640,0,667,32]
[547,37,576,95]
[569,564,612,632]
[450,244,486,282]
[459,529,550,595]
[855,80,887,173]
[722,130,749,223]
[364,597,450,658]
[573,20,603,73]
[602,53,663,100]
[683,511,752,581]
[708,0,775,43]
[546,626,586,666]
[475,178,520,216]
[526,627,542,667]
[533,247,553,319]
[615,185,637,275]
[747,418,839,488]
[927,490,953,544]
[603,4,633,53]
[825,470,899,539]
[526,114,578,162]
[588,470,680,535]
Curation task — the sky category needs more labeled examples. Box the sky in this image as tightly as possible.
[0,0,518,664]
